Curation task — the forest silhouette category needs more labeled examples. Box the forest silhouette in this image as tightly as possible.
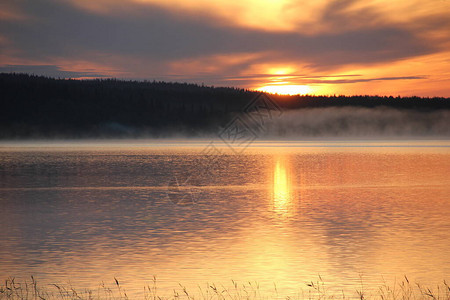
[1,73,449,139]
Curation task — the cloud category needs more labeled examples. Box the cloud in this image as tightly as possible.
[0,65,110,78]
[0,0,449,95]
[212,75,427,88]
[0,0,435,62]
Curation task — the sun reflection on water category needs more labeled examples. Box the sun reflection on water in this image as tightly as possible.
[272,156,292,213]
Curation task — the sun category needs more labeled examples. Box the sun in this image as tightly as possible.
[257,85,312,95]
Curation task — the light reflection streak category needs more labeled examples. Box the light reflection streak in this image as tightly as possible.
[272,156,292,213]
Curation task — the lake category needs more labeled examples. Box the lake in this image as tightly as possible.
[0,140,449,298]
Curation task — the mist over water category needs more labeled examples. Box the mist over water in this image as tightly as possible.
[261,107,450,138]
[59,107,450,140]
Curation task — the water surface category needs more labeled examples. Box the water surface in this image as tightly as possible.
[1,140,449,297]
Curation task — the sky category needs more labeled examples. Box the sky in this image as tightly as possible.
[1,0,450,96]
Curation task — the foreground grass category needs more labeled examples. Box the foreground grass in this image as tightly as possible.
[0,276,449,300]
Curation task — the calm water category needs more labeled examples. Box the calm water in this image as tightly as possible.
[1,140,449,298]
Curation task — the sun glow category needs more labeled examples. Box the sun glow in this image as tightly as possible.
[257,85,312,95]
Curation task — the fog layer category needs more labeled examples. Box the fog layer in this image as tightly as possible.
[259,107,450,138]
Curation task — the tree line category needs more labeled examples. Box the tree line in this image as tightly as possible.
[1,73,449,138]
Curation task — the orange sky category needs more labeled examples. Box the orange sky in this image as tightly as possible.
[1,0,449,96]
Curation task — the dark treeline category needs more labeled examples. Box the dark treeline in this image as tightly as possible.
[1,73,449,138]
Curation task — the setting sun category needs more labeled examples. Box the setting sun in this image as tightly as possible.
[257,85,312,95]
